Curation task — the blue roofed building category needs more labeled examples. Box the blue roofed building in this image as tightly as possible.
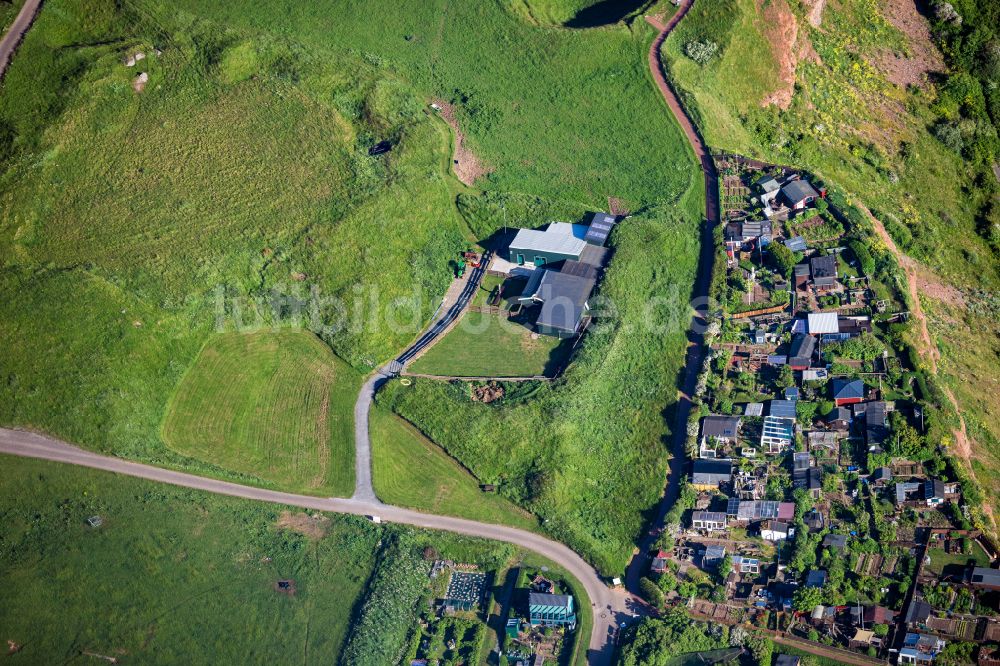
[528,593,576,628]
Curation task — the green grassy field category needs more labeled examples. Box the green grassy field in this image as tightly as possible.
[0,0,465,474]
[0,454,593,665]
[924,543,992,577]
[408,311,571,377]
[0,455,379,663]
[471,273,506,308]
[370,408,538,530]
[162,330,360,496]
[0,0,701,576]
[380,184,704,575]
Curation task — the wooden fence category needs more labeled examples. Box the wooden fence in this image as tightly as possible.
[728,304,787,319]
[401,372,550,382]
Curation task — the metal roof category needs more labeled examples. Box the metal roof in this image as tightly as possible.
[781,179,819,204]
[756,175,780,193]
[788,334,816,366]
[528,592,573,609]
[831,378,865,401]
[810,254,837,279]
[972,567,1000,587]
[702,415,742,439]
[785,236,808,252]
[532,266,596,334]
[807,312,839,335]
[745,402,764,416]
[805,570,827,588]
[584,212,616,246]
[769,400,798,418]
[802,368,828,381]
[692,459,732,485]
[509,225,587,258]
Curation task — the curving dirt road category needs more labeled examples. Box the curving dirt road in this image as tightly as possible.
[0,0,42,79]
[624,2,721,593]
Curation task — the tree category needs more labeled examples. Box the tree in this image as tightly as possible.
[658,569,678,595]
[776,364,794,389]
[794,585,824,611]
[873,623,890,637]
[769,242,797,276]
[639,577,664,608]
[718,554,733,581]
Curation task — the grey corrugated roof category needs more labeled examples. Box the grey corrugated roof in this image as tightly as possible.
[823,533,848,549]
[810,254,837,280]
[972,567,1000,587]
[903,599,931,625]
[702,415,742,439]
[786,237,808,252]
[805,570,827,588]
[533,267,596,333]
[584,212,616,246]
[788,334,816,366]
[807,312,839,335]
[510,225,587,258]
[692,459,732,485]
[781,179,819,204]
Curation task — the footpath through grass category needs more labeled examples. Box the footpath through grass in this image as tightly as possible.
[162,330,360,496]
[370,408,539,531]
[408,312,571,378]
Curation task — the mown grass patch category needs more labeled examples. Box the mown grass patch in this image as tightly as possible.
[924,543,992,577]
[0,455,380,663]
[370,409,538,530]
[162,329,360,496]
[408,312,571,378]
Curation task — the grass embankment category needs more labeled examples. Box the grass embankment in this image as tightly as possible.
[0,0,466,478]
[0,455,379,663]
[370,409,538,530]
[162,330,360,496]
[408,311,571,378]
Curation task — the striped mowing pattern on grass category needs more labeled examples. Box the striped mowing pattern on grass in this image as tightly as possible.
[162,329,360,496]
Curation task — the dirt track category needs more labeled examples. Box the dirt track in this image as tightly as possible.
[0,0,42,79]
